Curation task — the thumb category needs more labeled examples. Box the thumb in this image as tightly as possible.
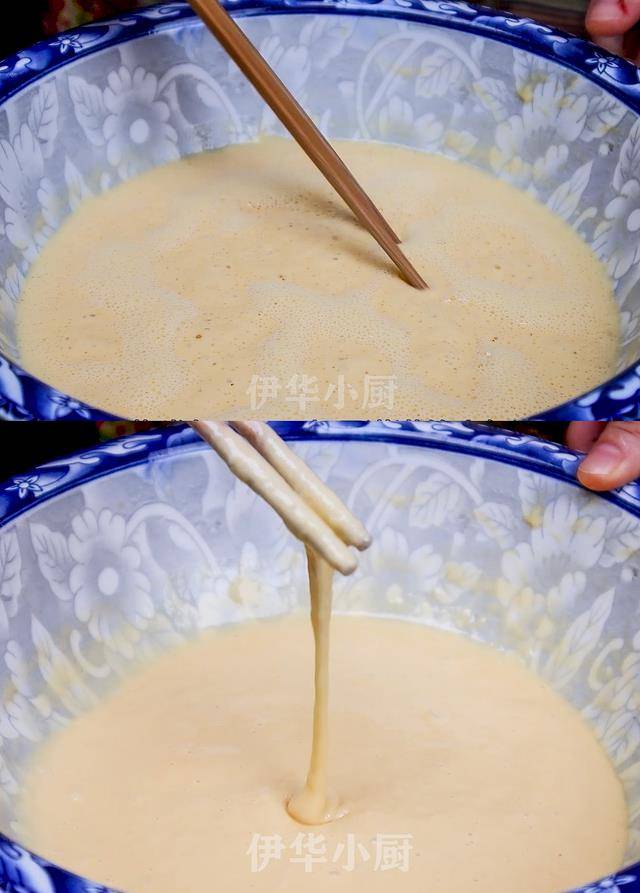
[586,0,640,35]
[577,422,640,491]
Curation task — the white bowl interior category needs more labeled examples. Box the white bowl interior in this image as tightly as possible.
[0,12,639,390]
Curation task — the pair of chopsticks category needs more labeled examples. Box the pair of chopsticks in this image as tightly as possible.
[190,421,371,575]
[188,0,427,290]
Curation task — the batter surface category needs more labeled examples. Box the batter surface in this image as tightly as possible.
[16,615,626,893]
[16,137,618,419]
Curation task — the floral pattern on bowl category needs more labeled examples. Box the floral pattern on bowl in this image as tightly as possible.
[0,421,638,891]
[0,1,640,418]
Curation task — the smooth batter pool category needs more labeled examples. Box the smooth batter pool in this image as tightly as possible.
[15,615,627,893]
[16,137,619,419]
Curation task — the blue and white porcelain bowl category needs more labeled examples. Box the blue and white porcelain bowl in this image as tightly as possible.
[0,420,639,892]
[1,1,640,419]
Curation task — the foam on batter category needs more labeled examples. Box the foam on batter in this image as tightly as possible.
[16,137,619,418]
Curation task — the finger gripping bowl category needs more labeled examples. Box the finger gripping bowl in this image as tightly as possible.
[0,1,640,418]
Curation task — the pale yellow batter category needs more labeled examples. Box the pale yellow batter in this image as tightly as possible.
[287,548,340,825]
[16,615,626,893]
[16,137,618,419]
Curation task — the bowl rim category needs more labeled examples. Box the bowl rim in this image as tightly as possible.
[0,419,639,893]
[0,0,640,420]
[3,419,640,526]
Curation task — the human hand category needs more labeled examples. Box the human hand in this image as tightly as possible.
[566,421,640,490]
[586,0,640,63]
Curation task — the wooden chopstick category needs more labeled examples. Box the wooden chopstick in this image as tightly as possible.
[188,0,427,290]
[191,421,367,575]
[230,421,371,550]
